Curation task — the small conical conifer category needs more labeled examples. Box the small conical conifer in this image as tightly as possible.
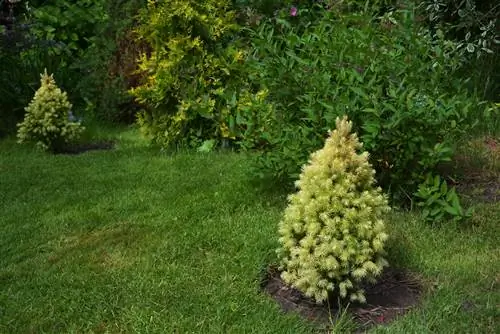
[277,116,390,304]
[17,70,84,152]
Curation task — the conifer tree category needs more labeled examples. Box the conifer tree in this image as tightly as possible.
[277,116,390,303]
[17,70,84,152]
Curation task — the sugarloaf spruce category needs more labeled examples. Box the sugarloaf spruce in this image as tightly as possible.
[277,116,391,303]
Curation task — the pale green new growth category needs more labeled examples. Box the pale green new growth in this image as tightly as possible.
[17,70,84,152]
[277,116,391,304]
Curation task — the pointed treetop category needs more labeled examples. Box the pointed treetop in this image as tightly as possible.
[334,115,352,136]
[328,115,357,143]
[40,68,56,87]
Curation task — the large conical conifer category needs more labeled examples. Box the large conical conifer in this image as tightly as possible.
[277,116,390,303]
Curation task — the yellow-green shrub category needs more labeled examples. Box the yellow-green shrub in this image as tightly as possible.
[131,0,242,147]
[17,70,84,152]
[277,116,390,303]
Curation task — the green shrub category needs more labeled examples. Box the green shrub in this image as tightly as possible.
[0,1,50,136]
[414,174,473,223]
[277,116,390,303]
[17,70,84,152]
[28,0,109,56]
[131,0,243,147]
[420,0,498,57]
[1,1,144,133]
[23,0,109,110]
[233,0,287,15]
[0,35,28,137]
[15,0,145,124]
[419,0,499,99]
[237,7,482,200]
[73,0,145,123]
[1,33,73,138]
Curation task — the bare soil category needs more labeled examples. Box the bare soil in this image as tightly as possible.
[261,266,423,331]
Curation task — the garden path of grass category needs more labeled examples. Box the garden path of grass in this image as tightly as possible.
[0,129,498,333]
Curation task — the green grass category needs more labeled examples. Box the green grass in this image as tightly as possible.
[1,129,498,333]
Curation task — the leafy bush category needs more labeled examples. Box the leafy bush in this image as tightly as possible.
[233,0,287,15]
[22,0,109,108]
[0,31,28,136]
[1,0,145,125]
[72,0,145,123]
[277,116,390,303]
[237,7,482,200]
[131,0,243,147]
[1,1,35,136]
[421,0,498,57]
[17,70,84,152]
[419,0,499,99]
[1,3,75,137]
[27,0,109,56]
[0,0,115,134]
[414,174,473,223]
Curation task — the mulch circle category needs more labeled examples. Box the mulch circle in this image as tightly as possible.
[55,141,115,155]
[261,265,423,330]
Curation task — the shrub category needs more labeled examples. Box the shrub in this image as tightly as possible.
[414,174,473,224]
[131,0,243,147]
[277,116,391,303]
[419,0,499,99]
[1,25,71,137]
[22,0,109,109]
[0,30,26,137]
[27,0,109,56]
[237,7,482,200]
[1,0,132,133]
[17,70,84,152]
[0,1,40,137]
[73,0,145,123]
[8,0,145,124]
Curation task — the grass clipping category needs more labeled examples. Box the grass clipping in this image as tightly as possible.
[277,116,391,304]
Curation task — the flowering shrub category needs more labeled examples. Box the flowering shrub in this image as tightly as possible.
[277,116,390,303]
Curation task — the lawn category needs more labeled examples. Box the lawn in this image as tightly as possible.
[0,128,498,333]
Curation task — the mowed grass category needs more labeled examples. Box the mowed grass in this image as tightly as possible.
[0,129,498,333]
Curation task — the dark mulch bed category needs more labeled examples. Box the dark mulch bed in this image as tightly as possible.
[261,266,423,331]
[55,141,115,155]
